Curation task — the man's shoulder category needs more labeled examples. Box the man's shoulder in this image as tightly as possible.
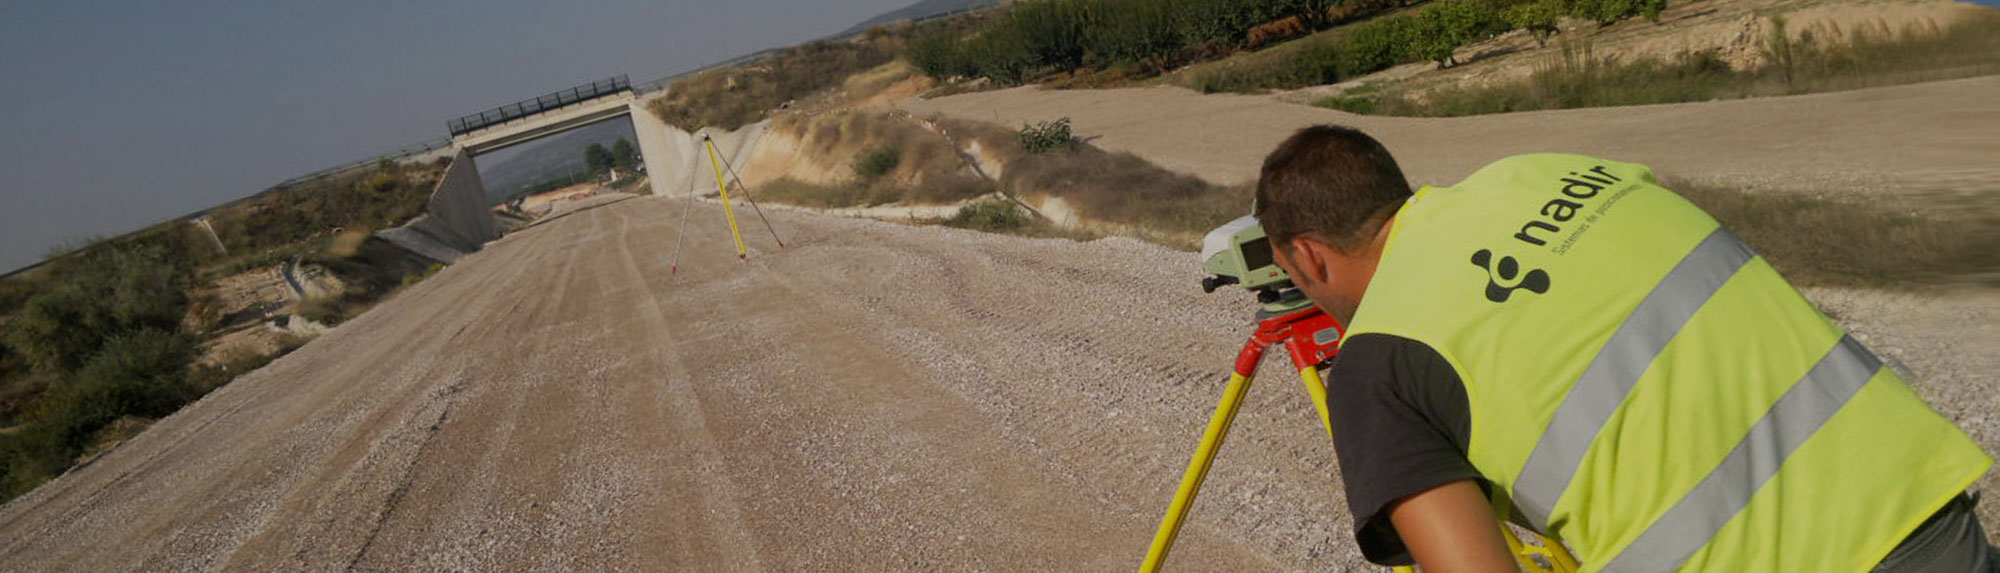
[1331,333,1457,387]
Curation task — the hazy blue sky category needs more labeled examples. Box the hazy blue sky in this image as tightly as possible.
[0,0,916,272]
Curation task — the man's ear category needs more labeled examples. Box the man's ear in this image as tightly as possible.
[1282,235,1335,284]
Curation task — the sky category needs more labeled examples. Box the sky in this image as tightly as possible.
[0,0,919,272]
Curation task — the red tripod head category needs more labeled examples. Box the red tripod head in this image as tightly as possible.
[1234,303,1346,376]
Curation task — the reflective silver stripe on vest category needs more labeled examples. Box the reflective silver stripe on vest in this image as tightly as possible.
[1600,336,1882,572]
[1513,229,1757,529]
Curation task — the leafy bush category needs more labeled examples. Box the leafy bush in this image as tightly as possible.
[946,201,1034,232]
[1017,118,1074,154]
[1337,15,1414,76]
[4,247,190,373]
[69,329,199,423]
[852,145,902,179]
[0,329,200,501]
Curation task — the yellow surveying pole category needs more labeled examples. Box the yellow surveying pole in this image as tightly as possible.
[702,134,750,261]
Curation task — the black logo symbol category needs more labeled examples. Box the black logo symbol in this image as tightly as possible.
[1471,249,1551,303]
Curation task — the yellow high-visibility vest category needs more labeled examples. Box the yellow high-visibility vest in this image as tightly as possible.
[1343,154,1991,571]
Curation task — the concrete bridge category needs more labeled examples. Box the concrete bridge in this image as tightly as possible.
[377,76,766,263]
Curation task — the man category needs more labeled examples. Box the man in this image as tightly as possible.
[1255,125,1994,571]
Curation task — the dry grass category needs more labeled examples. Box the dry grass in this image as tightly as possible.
[324,229,371,259]
[649,37,905,130]
[756,112,993,208]
[755,179,902,209]
[1674,182,2000,288]
[1004,144,1253,247]
[756,112,1250,248]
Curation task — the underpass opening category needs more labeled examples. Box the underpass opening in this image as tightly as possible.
[473,115,643,209]
[377,76,652,263]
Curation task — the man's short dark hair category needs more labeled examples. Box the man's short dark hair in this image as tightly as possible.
[1255,125,1412,251]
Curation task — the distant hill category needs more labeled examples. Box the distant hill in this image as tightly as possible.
[476,120,638,202]
[834,0,1003,38]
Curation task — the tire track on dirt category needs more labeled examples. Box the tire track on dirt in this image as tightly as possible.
[606,205,769,571]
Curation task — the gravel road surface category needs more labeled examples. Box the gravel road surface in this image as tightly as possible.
[0,197,1373,571]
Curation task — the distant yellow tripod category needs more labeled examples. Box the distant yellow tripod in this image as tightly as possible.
[669,133,785,274]
[1138,289,1578,573]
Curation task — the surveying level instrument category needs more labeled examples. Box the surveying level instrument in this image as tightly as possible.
[1138,215,1579,573]
[669,132,786,274]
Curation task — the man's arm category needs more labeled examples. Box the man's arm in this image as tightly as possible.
[1387,479,1519,572]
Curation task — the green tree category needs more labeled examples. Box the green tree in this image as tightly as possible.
[1507,0,1567,45]
[611,138,639,173]
[907,32,972,78]
[583,143,614,177]
[1569,0,1664,25]
[1086,0,1183,73]
[1402,0,1505,68]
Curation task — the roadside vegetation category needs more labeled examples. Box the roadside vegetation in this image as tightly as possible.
[1675,183,1999,289]
[751,111,994,209]
[1320,10,2000,116]
[747,110,1249,249]
[906,0,1342,86]
[647,22,972,131]
[903,0,1672,94]
[0,160,449,503]
[200,159,444,279]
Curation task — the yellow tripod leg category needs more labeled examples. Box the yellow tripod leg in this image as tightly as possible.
[1140,371,1256,573]
[702,136,749,260]
[1490,493,1581,572]
[1295,365,1335,441]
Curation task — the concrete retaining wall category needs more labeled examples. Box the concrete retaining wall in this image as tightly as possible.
[628,93,768,198]
[421,149,500,252]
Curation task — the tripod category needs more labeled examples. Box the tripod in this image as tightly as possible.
[1138,289,1579,573]
[669,133,785,274]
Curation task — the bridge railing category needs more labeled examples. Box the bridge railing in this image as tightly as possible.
[448,75,632,136]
